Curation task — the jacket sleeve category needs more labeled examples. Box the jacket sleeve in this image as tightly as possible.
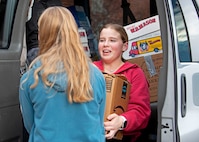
[19,73,34,134]
[122,67,151,134]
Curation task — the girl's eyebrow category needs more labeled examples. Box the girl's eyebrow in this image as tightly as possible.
[99,35,120,40]
[102,37,118,39]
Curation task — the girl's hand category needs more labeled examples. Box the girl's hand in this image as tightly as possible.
[104,113,124,139]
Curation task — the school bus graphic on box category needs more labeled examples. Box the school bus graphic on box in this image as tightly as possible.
[137,36,162,54]
[129,41,139,57]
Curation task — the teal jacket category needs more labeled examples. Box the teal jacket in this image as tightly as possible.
[19,61,106,142]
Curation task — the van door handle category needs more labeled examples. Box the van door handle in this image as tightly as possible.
[181,74,186,117]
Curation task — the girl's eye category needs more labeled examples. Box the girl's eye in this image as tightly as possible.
[99,39,105,42]
[110,39,116,42]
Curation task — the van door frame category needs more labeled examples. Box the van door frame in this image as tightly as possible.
[156,0,199,141]
[0,0,29,141]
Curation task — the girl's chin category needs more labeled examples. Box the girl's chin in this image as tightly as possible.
[101,57,111,62]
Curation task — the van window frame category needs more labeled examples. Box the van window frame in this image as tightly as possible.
[0,0,18,49]
[172,0,192,62]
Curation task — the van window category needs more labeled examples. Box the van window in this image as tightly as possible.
[172,0,192,62]
[0,0,18,49]
[194,0,199,14]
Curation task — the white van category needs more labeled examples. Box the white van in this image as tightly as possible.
[0,0,199,142]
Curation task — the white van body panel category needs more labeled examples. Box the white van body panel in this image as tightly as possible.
[157,0,199,141]
[177,64,199,142]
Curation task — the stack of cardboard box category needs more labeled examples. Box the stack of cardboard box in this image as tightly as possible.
[78,28,91,57]
[67,5,97,58]
[123,15,163,102]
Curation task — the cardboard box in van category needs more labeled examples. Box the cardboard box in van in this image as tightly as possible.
[128,52,163,102]
[124,15,160,41]
[103,73,131,140]
[123,15,161,60]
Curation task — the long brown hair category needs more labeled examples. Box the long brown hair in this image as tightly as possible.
[29,6,93,103]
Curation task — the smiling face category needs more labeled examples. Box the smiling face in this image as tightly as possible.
[98,28,128,64]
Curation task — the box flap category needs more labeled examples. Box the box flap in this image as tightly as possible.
[103,73,129,82]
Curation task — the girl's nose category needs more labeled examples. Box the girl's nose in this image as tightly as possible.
[104,40,109,46]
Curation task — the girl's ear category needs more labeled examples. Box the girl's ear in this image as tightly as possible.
[122,42,128,52]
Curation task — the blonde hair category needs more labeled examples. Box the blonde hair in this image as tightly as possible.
[29,6,93,103]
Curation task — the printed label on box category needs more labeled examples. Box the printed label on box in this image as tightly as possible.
[124,15,160,40]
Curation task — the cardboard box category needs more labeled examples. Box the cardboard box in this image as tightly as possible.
[124,15,160,41]
[67,5,93,39]
[103,74,131,140]
[82,42,91,57]
[67,6,98,57]
[128,53,163,102]
[78,28,88,43]
[123,15,161,60]
[67,6,90,28]
[77,28,91,57]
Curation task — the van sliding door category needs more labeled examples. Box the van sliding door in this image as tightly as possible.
[156,0,199,141]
